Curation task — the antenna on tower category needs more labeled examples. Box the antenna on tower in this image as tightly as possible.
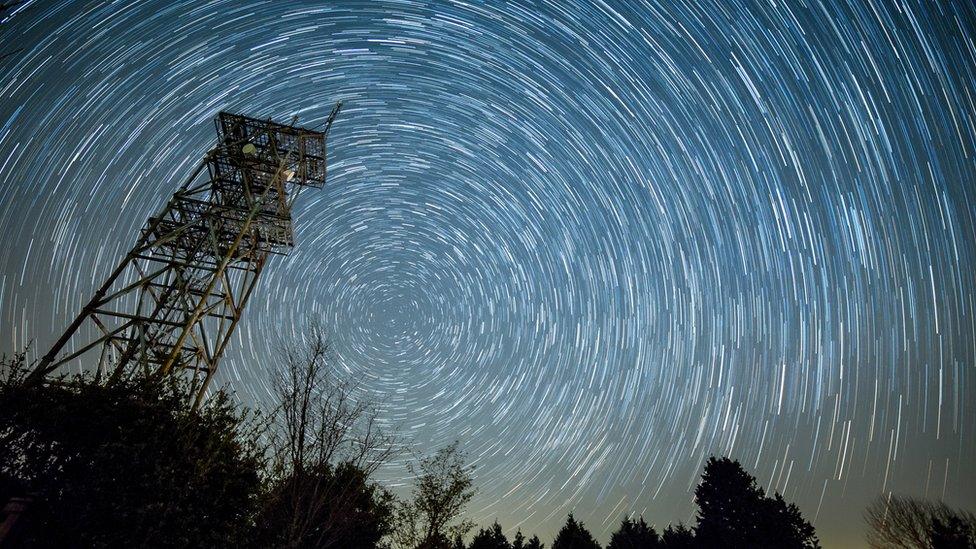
[322,101,342,135]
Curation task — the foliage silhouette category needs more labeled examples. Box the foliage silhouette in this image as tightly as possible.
[552,513,601,549]
[608,516,659,549]
[513,530,526,549]
[864,494,976,549]
[659,524,695,549]
[0,334,841,549]
[694,456,819,548]
[0,351,264,547]
[469,521,512,549]
[254,460,395,549]
[930,515,975,549]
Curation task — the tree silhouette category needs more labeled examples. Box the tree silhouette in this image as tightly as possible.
[416,533,455,549]
[253,461,394,549]
[513,530,546,549]
[513,530,527,549]
[470,521,512,549]
[256,322,398,547]
[553,514,601,549]
[392,442,476,549]
[512,530,545,549]
[659,524,694,549]
[759,492,820,548]
[694,457,819,548]
[864,494,976,549]
[930,515,975,549]
[608,516,659,548]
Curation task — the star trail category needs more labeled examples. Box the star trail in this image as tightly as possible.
[0,0,974,546]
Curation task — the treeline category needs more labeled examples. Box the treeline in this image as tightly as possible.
[0,326,478,548]
[0,325,973,548]
[460,452,818,549]
[450,482,976,549]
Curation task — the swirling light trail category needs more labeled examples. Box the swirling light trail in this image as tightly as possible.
[0,1,973,546]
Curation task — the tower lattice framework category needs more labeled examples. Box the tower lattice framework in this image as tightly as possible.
[31,105,340,404]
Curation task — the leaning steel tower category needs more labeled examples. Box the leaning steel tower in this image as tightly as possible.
[29,104,341,406]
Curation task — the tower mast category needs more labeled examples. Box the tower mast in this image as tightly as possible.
[30,103,341,406]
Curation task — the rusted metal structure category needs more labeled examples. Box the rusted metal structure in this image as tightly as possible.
[29,104,341,406]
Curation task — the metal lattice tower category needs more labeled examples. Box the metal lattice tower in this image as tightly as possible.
[30,104,341,405]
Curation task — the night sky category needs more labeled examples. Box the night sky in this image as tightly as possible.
[1,1,974,546]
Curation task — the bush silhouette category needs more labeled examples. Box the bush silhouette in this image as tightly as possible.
[0,355,263,547]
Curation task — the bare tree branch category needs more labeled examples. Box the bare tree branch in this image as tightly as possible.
[258,319,401,548]
[864,494,976,549]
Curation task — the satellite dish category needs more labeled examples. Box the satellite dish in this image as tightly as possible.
[242,143,257,155]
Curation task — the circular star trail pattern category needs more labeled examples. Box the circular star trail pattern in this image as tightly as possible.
[0,1,974,545]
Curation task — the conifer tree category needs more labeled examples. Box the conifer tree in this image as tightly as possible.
[694,457,819,548]
[513,530,526,549]
[608,516,659,548]
[552,514,601,549]
[659,524,694,549]
[469,521,512,549]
